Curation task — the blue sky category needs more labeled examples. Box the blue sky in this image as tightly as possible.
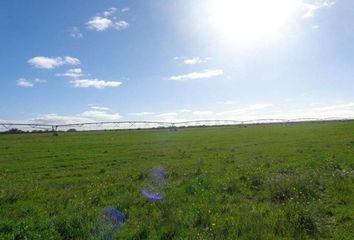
[1,0,354,124]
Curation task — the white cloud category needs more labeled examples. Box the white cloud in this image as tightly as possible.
[28,57,61,69]
[158,112,178,117]
[179,109,192,113]
[169,69,224,81]
[31,110,121,125]
[301,0,335,18]
[193,111,214,116]
[16,78,46,88]
[258,102,354,120]
[34,78,47,83]
[221,100,234,105]
[216,103,275,119]
[313,102,354,112]
[155,112,183,123]
[211,101,354,121]
[28,56,80,69]
[183,57,211,65]
[249,104,274,110]
[87,8,129,31]
[29,106,121,125]
[70,79,122,89]
[89,105,111,111]
[4,101,354,131]
[87,16,113,31]
[31,114,90,125]
[69,26,83,38]
[121,8,130,12]
[113,21,129,30]
[56,68,85,78]
[16,78,34,88]
[133,101,354,122]
[79,110,121,121]
[174,56,211,65]
[128,112,155,116]
[64,56,80,65]
[103,7,117,17]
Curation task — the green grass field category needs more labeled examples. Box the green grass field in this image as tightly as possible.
[0,122,353,239]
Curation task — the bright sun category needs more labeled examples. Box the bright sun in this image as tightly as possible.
[206,0,299,44]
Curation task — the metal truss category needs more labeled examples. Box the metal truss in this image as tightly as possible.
[1,118,353,135]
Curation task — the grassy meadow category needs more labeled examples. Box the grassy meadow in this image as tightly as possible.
[0,122,354,239]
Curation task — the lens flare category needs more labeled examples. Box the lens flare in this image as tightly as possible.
[95,207,126,240]
[141,167,168,201]
[204,0,299,44]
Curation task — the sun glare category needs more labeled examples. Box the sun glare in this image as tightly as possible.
[206,0,298,44]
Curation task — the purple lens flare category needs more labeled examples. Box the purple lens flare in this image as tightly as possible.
[141,167,168,201]
[141,188,165,201]
[95,207,126,240]
[102,207,126,224]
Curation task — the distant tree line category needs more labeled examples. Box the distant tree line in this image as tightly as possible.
[0,128,78,134]
[1,128,26,134]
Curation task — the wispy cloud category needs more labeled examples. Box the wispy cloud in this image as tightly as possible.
[150,104,276,121]
[184,57,211,65]
[28,105,121,125]
[121,8,130,12]
[301,0,335,18]
[78,110,121,121]
[34,79,47,83]
[128,112,155,116]
[249,104,274,110]
[87,17,113,31]
[313,102,354,112]
[87,7,129,31]
[87,17,129,31]
[158,112,178,117]
[220,100,234,105]
[5,101,354,128]
[216,103,274,118]
[70,79,122,89]
[193,111,214,116]
[169,69,224,81]
[103,7,117,17]
[69,26,83,38]
[113,21,129,30]
[155,112,181,122]
[16,78,46,88]
[174,57,211,65]
[31,114,90,125]
[179,109,192,113]
[56,68,85,78]
[89,105,111,111]
[31,108,121,125]
[28,56,80,69]
[16,79,34,88]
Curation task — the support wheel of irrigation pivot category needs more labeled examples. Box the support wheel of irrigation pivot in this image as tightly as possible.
[52,125,58,136]
[169,123,178,131]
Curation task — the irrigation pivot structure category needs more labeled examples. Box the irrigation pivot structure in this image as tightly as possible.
[1,118,353,135]
[0,121,174,135]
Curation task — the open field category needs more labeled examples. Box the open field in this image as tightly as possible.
[0,122,353,239]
